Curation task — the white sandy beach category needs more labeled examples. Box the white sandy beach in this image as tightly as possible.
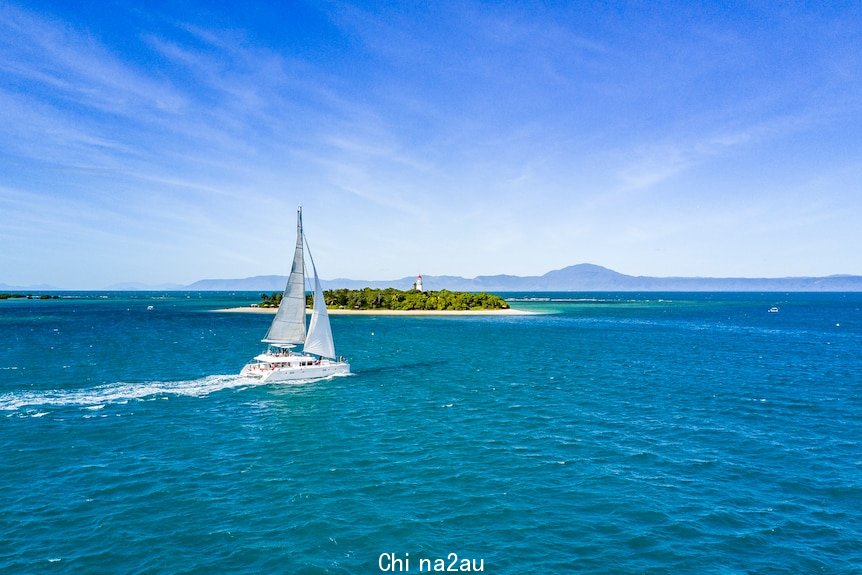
[213,306,537,316]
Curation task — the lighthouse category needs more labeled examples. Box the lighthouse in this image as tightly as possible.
[412,274,424,292]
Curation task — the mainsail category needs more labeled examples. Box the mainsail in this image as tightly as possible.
[303,245,336,359]
[263,208,307,345]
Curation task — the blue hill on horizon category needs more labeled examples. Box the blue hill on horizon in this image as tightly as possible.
[183,263,862,292]
[5,264,861,292]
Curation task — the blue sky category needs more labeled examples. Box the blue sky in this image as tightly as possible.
[1,1,860,288]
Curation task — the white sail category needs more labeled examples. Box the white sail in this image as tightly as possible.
[241,206,349,382]
[303,250,336,359]
[263,208,307,345]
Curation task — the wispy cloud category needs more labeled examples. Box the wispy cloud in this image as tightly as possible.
[0,4,185,116]
[617,111,820,192]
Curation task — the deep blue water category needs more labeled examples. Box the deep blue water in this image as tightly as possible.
[1,292,860,574]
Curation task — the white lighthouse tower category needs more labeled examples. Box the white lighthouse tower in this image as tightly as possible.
[412,273,424,292]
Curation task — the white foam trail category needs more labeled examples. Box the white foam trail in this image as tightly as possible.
[0,374,263,411]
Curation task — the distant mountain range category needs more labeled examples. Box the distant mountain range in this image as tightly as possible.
[4,264,861,292]
[183,264,862,292]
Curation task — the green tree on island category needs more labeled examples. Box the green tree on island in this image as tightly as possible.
[0,293,59,300]
[256,288,509,311]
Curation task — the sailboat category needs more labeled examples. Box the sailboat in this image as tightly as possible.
[241,207,350,383]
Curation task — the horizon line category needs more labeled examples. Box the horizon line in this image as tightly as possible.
[3,263,862,291]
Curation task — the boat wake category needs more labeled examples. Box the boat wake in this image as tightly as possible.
[0,374,264,412]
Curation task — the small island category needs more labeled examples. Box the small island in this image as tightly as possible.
[217,288,533,315]
[1,293,59,300]
[259,288,510,311]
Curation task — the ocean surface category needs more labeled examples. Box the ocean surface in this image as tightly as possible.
[1,292,860,574]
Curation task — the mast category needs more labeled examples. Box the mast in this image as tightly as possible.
[263,207,307,345]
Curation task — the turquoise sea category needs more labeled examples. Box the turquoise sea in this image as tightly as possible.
[1,292,860,574]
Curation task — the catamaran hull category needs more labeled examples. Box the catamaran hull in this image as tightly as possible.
[242,361,350,383]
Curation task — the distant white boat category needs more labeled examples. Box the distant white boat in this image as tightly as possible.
[240,207,350,383]
[768,306,779,313]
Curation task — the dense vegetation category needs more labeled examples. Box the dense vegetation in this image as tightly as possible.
[258,292,281,307]
[0,293,58,300]
[258,288,510,311]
